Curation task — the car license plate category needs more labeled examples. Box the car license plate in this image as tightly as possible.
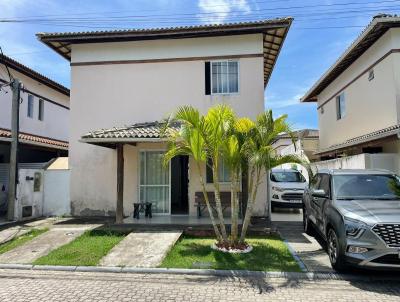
[289,200,301,203]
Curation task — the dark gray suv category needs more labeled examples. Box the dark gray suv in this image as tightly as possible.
[303,169,400,271]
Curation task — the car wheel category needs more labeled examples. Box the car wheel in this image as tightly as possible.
[327,228,347,272]
[303,207,313,235]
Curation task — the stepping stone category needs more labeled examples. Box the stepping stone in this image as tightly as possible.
[0,227,92,264]
[0,227,30,245]
[100,231,182,268]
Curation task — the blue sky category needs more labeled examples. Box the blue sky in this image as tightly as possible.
[1,0,399,129]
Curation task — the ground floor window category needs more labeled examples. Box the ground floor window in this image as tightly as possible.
[139,151,170,214]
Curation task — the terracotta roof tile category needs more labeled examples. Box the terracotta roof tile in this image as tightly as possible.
[316,124,400,155]
[82,121,180,140]
[0,128,68,149]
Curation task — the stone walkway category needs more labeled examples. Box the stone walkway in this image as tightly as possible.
[275,221,333,272]
[0,269,399,302]
[100,231,182,267]
[0,225,95,264]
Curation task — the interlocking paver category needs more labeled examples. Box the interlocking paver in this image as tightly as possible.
[0,269,398,301]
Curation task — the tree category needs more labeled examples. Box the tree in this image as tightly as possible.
[162,106,223,242]
[239,110,304,243]
[164,105,305,249]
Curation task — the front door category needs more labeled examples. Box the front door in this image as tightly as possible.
[171,156,189,214]
[139,151,170,214]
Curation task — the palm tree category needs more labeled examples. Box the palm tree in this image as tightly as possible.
[239,110,304,243]
[162,106,224,242]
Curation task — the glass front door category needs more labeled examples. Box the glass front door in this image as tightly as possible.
[139,151,170,214]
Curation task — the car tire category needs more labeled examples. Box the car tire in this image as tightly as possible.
[327,228,347,272]
[303,207,314,236]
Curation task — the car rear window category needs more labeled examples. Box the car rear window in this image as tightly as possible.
[270,172,305,183]
[333,174,400,200]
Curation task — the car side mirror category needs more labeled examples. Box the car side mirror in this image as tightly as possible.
[312,189,326,198]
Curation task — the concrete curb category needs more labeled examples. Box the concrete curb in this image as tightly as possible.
[282,239,308,272]
[0,264,399,281]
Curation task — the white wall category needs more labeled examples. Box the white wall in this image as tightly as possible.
[317,28,400,150]
[69,34,266,216]
[71,34,263,63]
[16,169,44,221]
[313,153,400,174]
[43,169,71,216]
[0,66,70,142]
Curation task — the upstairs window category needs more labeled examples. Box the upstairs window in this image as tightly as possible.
[336,92,346,120]
[38,99,44,121]
[27,95,34,118]
[211,61,239,94]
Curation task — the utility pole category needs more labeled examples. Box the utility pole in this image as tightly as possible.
[7,78,21,221]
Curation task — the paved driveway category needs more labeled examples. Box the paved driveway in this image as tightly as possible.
[0,269,399,302]
[275,221,334,272]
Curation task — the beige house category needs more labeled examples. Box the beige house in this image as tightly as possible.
[301,14,400,174]
[37,19,292,221]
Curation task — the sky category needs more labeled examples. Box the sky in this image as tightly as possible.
[1,0,399,130]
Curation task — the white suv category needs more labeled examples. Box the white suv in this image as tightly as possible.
[270,169,307,211]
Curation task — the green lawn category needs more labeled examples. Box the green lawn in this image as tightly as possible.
[160,235,301,272]
[33,229,126,266]
[0,228,48,255]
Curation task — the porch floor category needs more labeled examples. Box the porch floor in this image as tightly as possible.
[124,215,242,226]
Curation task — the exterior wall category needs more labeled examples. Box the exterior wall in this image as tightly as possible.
[0,67,70,142]
[43,169,71,216]
[317,28,400,150]
[69,34,266,216]
[313,153,400,174]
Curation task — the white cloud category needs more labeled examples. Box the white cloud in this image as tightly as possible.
[197,0,251,24]
[266,93,305,110]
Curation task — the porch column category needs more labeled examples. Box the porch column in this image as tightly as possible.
[116,143,124,224]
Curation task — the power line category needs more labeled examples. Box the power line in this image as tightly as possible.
[1,0,398,22]
[0,0,392,20]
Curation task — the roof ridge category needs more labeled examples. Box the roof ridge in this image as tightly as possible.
[0,53,70,96]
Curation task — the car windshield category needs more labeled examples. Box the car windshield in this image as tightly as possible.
[270,172,305,183]
[333,174,400,200]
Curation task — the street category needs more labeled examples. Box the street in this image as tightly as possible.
[0,269,398,302]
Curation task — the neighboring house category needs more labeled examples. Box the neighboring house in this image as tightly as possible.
[0,54,69,191]
[37,18,292,219]
[301,14,400,174]
[272,129,319,181]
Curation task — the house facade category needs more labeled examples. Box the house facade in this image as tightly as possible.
[38,19,292,219]
[0,54,69,192]
[302,14,400,174]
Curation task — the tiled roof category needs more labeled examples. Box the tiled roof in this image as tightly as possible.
[0,128,68,150]
[302,14,400,102]
[81,121,180,141]
[36,18,293,87]
[0,54,70,96]
[316,124,400,155]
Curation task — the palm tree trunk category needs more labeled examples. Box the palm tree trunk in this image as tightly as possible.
[197,163,223,242]
[212,168,229,242]
[230,173,239,244]
[239,168,260,243]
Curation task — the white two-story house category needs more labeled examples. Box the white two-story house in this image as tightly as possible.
[37,19,292,221]
[302,14,400,174]
[0,54,69,190]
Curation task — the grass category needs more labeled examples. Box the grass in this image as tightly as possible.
[33,229,126,266]
[0,228,48,255]
[160,235,301,272]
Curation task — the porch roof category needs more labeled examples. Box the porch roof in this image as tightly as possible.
[80,121,179,148]
[0,127,69,150]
